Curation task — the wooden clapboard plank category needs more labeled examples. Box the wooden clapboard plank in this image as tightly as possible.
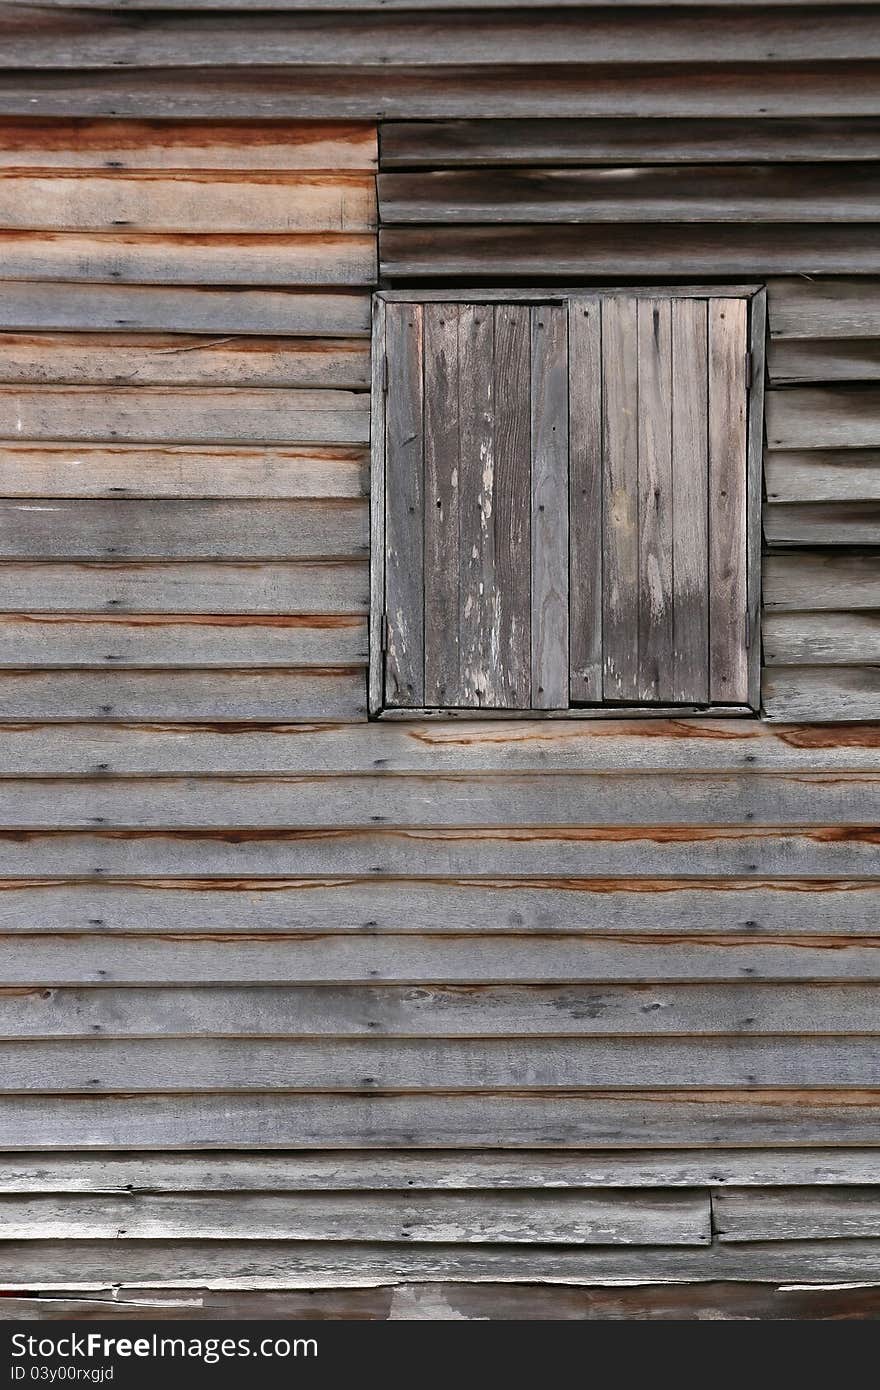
[457,304,496,706]
[0,282,371,336]
[0,1190,710,1246]
[0,499,367,560]
[767,387,880,449]
[3,719,880,778]
[0,561,369,615]
[0,118,378,170]
[3,827,876,880]
[0,335,371,390]
[6,1149,880,1196]
[530,303,569,710]
[764,612,880,665]
[492,303,532,707]
[0,670,366,722]
[0,443,368,500]
[2,880,878,939]
[601,297,639,702]
[637,298,674,702]
[0,386,370,445]
[671,298,710,703]
[764,552,880,610]
[0,614,368,669]
[0,231,377,288]
[3,12,876,68]
[21,0,879,9]
[763,666,880,722]
[765,450,880,502]
[7,1237,880,1289]
[2,984,878,1040]
[0,171,376,233]
[708,299,749,704]
[764,501,880,544]
[0,1090,876,1152]
[0,1036,876,1092]
[381,225,880,279]
[422,303,460,707]
[567,298,602,703]
[381,118,880,167]
[4,935,879,988]
[715,1187,880,1242]
[379,165,880,224]
[4,771,878,830]
[769,340,880,385]
[383,302,424,708]
[768,279,880,339]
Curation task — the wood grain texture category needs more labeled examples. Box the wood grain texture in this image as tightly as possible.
[715,1187,880,1241]
[2,983,878,1039]
[708,299,749,704]
[764,501,880,544]
[764,552,880,610]
[671,298,710,703]
[601,296,639,703]
[567,298,602,703]
[492,303,532,707]
[530,303,569,710]
[422,304,460,707]
[765,450,880,503]
[768,278,880,339]
[767,387,880,450]
[763,667,880,722]
[383,302,424,708]
[769,340,880,384]
[0,1190,711,1246]
[458,304,497,706]
[637,298,674,702]
[764,612,880,665]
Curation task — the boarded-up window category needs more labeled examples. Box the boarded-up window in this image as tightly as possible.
[371,289,763,716]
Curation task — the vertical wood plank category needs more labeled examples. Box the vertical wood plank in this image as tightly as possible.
[493,303,532,707]
[601,296,639,703]
[368,293,386,716]
[423,303,460,707]
[568,296,602,704]
[383,301,424,708]
[671,297,710,704]
[530,303,569,710]
[637,297,674,702]
[458,304,496,707]
[709,297,750,704]
[747,288,767,713]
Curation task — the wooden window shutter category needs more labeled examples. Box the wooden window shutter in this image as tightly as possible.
[382,299,569,711]
[569,294,751,708]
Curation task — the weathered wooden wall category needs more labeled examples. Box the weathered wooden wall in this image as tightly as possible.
[0,0,878,1318]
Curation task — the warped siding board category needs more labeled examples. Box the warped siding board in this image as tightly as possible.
[3,719,879,777]
[0,232,378,288]
[2,880,878,938]
[3,983,880,1039]
[763,667,880,722]
[8,1237,880,1290]
[763,553,880,610]
[0,118,378,170]
[4,13,879,68]
[763,502,880,544]
[764,612,880,664]
[0,337,372,390]
[766,387,880,450]
[0,1191,711,1246]
[7,1149,880,1195]
[382,118,880,167]
[0,444,369,500]
[0,387,370,445]
[0,283,372,335]
[3,772,880,829]
[379,165,880,223]
[764,451,880,502]
[1,1090,877,1150]
[4,828,878,879]
[0,562,370,614]
[380,225,880,279]
[4,935,879,987]
[769,340,880,384]
[0,670,367,722]
[0,1036,879,1091]
[0,615,369,669]
[0,499,368,560]
[0,172,376,233]
[768,278,880,338]
[715,1187,880,1241]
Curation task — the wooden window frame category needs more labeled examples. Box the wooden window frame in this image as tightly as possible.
[370,286,766,721]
